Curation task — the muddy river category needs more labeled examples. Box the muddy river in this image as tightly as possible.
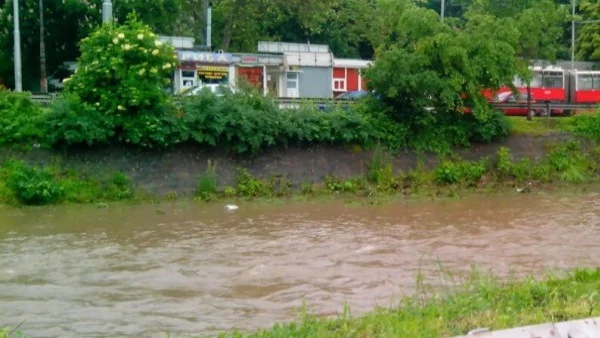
[1,191,599,337]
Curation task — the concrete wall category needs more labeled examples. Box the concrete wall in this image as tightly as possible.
[299,67,332,99]
[0,134,576,198]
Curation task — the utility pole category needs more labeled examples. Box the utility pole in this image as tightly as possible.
[39,0,47,93]
[206,1,212,50]
[441,0,445,22]
[13,0,22,92]
[102,0,113,24]
[572,0,576,70]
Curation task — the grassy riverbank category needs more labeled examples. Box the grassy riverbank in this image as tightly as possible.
[215,268,600,338]
[1,134,599,207]
[2,269,599,338]
[0,114,599,207]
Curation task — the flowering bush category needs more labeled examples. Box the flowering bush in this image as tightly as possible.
[62,13,180,148]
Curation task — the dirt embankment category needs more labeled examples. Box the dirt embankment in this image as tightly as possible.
[0,133,575,196]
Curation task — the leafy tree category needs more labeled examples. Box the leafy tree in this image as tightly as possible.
[363,4,517,152]
[514,0,567,119]
[56,14,180,148]
[577,0,600,61]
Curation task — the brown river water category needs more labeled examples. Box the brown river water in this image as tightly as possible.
[1,190,600,338]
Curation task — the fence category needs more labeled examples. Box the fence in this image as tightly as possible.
[27,93,600,112]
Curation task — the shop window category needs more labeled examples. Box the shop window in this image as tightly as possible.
[181,70,196,88]
[197,65,229,85]
[332,68,346,91]
[333,79,346,91]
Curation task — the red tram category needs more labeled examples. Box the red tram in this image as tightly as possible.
[485,66,600,115]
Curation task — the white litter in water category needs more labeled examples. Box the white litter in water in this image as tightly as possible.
[355,245,375,254]
[225,204,239,211]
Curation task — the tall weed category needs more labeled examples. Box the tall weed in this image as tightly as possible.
[434,159,488,185]
[196,160,218,200]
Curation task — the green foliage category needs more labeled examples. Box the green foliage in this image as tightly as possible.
[494,141,595,184]
[367,147,399,192]
[45,93,115,146]
[0,160,135,205]
[3,160,64,205]
[235,168,267,197]
[434,159,488,185]
[0,90,45,148]
[577,0,600,61]
[495,147,535,182]
[196,160,218,201]
[565,113,600,142]
[362,4,515,154]
[324,175,363,193]
[63,14,180,148]
[181,88,281,154]
[181,89,380,154]
[545,141,593,184]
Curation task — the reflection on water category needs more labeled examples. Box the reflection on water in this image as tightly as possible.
[1,191,600,337]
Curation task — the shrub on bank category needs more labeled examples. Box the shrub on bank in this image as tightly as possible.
[56,14,180,149]
[3,161,63,205]
[180,88,384,154]
[0,90,46,148]
[0,160,135,206]
[566,113,600,142]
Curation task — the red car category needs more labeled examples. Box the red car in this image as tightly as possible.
[461,90,540,116]
[491,90,541,116]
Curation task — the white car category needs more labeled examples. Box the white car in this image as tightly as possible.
[183,84,235,97]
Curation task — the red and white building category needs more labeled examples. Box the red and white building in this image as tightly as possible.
[332,58,372,97]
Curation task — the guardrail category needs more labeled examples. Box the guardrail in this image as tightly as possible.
[24,92,600,112]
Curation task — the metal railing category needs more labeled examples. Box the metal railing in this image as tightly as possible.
[25,92,600,112]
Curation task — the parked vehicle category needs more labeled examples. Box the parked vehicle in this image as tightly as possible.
[48,61,77,92]
[180,84,235,97]
[335,90,368,100]
[491,90,541,116]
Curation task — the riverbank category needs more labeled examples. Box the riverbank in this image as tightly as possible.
[3,268,600,338]
[0,115,598,206]
[215,268,600,338]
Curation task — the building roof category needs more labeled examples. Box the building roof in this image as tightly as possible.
[258,41,330,54]
[333,58,372,68]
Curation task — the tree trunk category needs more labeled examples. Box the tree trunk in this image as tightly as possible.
[220,0,245,51]
[39,0,47,93]
[526,82,532,121]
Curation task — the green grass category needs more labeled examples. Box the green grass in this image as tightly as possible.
[507,116,571,136]
[0,326,26,338]
[215,268,600,338]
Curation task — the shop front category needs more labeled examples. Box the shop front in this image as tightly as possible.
[174,51,234,94]
[232,53,283,96]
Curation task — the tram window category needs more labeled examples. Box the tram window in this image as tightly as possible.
[593,74,600,90]
[530,72,543,87]
[579,74,593,90]
[542,71,563,88]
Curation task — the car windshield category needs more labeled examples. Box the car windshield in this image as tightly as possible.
[495,92,513,102]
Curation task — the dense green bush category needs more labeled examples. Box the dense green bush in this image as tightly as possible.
[0,90,46,147]
[566,113,600,142]
[61,14,180,148]
[180,88,381,154]
[181,88,281,154]
[434,159,488,185]
[3,161,64,205]
[45,93,116,146]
